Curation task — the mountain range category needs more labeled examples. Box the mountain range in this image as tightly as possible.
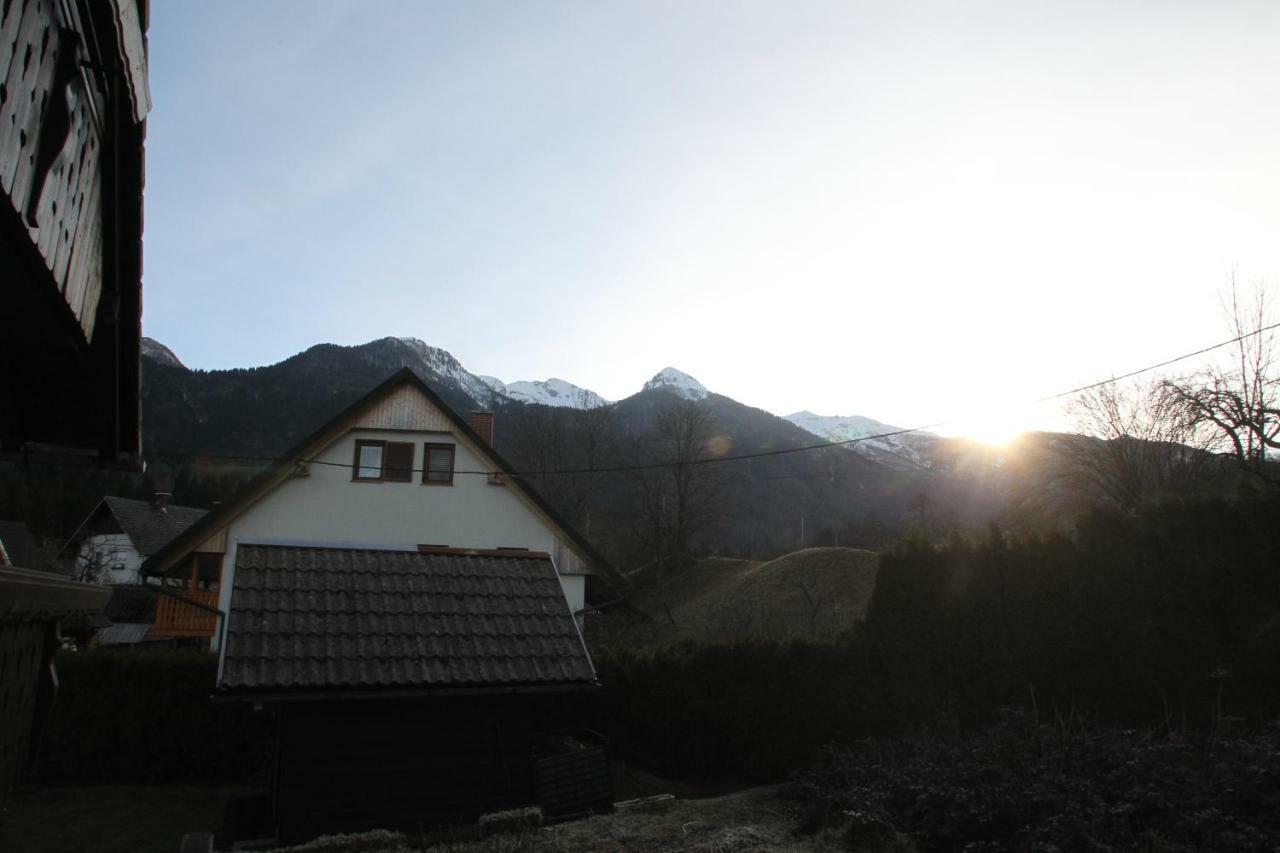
[134,335,1115,561]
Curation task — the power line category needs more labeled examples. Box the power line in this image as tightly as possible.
[142,320,1280,478]
[1035,320,1280,402]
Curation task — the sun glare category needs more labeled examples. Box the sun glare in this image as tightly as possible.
[946,402,1043,447]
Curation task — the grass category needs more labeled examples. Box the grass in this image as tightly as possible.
[0,784,237,853]
[620,547,879,648]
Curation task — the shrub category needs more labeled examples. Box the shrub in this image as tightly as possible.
[34,648,273,784]
[790,711,1280,853]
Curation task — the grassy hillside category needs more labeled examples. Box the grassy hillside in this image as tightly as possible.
[611,547,879,648]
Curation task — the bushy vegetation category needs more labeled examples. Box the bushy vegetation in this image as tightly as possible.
[597,493,1280,783]
[35,649,272,784]
[598,641,874,781]
[788,711,1280,852]
[866,493,1280,729]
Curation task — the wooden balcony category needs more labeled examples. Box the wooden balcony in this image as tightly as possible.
[152,589,218,638]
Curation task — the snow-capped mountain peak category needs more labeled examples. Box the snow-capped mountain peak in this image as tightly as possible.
[784,410,937,468]
[502,377,609,409]
[643,367,708,400]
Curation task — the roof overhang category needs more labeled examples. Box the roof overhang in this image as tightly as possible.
[212,681,601,704]
[0,565,111,619]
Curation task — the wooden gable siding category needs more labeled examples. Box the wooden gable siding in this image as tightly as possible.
[194,528,227,555]
[1,0,107,342]
[352,384,454,432]
[554,537,589,575]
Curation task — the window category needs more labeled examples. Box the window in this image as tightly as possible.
[423,443,455,485]
[353,439,414,482]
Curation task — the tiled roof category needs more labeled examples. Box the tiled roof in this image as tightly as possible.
[104,584,156,624]
[221,544,595,693]
[103,497,207,557]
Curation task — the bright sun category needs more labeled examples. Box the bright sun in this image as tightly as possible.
[947,403,1039,447]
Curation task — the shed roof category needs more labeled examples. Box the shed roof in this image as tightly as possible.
[100,497,207,557]
[220,544,596,695]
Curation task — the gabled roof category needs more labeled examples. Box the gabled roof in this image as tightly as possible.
[62,496,207,560]
[220,544,595,695]
[140,369,617,585]
[101,497,208,557]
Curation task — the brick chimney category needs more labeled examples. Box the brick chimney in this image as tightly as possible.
[468,411,495,445]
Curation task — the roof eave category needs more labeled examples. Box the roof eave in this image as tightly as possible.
[210,680,601,704]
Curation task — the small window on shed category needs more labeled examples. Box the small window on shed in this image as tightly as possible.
[423,443,455,485]
[353,439,414,482]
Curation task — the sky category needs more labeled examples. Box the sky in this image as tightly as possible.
[143,1,1280,440]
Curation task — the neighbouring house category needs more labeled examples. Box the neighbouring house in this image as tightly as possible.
[56,495,205,645]
[140,369,617,841]
[62,495,208,586]
[0,0,149,467]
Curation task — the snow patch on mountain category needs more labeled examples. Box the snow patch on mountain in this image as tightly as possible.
[141,337,186,369]
[478,374,609,409]
[379,337,502,405]
[643,367,708,400]
[507,378,609,409]
[785,410,936,466]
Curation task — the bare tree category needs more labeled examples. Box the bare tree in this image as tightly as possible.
[1162,275,1279,482]
[637,398,726,571]
[1057,378,1219,509]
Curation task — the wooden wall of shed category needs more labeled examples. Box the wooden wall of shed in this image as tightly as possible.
[1,0,107,341]
[0,618,49,802]
[273,696,535,844]
[0,0,144,462]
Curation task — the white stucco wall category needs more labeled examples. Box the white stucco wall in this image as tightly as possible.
[213,427,589,646]
[79,534,143,585]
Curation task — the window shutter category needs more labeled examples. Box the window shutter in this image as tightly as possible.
[384,442,414,482]
[424,444,455,485]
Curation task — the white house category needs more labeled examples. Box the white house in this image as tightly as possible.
[63,496,207,585]
[140,368,615,649]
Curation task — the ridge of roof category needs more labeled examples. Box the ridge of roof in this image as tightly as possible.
[140,369,617,584]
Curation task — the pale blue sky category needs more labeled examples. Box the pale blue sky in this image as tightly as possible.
[143,1,1280,437]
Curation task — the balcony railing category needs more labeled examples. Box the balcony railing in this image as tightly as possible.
[152,589,218,638]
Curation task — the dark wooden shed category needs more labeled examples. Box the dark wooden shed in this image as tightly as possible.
[0,565,109,802]
[217,543,609,844]
[0,0,149,466]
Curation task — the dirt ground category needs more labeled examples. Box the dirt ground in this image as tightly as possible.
[264,787,853,853]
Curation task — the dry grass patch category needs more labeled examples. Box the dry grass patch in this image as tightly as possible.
[626,548,878,647]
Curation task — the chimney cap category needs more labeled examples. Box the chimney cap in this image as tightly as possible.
[153,491,172,509]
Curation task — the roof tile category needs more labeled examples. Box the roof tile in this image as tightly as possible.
[221,544,594,693]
